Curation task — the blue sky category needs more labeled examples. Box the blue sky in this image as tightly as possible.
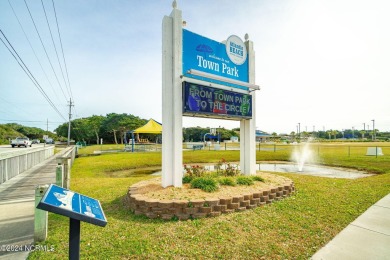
[1,0,389,134]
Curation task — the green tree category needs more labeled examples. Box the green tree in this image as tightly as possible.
[183,127,237,142]
[100,113,122,144]
[326,130,332,139]
[89,115,105,144]
[6,123,55,141]
[55,114,147,144]
[72,118,94,142]
[100,113,147,144]
[331,130,338,139]
[183,127,205,142]
[55,123,68,140]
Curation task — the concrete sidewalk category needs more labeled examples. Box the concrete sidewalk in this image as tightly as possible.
[0,154,58,260]
[312,193,390,260]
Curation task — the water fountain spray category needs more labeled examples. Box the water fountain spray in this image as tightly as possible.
[292,137,315,172]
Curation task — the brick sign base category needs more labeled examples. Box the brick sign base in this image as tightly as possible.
[125,180,295,220]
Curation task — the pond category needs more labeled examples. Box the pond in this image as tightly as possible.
[152,162,373,179]
[255,163,373,179]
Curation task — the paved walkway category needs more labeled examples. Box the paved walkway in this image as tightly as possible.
[312,193,390,260]
[0,154,58,260]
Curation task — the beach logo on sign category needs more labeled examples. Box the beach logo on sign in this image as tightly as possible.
[226,35,247,65]
[196,44,213,54]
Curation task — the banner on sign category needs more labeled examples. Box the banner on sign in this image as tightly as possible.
[183,82,252,119]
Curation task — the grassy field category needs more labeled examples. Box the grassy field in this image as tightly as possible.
[29,143,390,259]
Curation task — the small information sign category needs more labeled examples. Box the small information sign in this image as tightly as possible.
[37,184,107,227]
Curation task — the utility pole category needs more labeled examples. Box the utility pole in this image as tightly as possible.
[67,99,74,146]
[47,119,48,132]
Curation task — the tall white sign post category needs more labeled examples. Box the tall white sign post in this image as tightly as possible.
[241,39,256,175]
[162,2,183,187]
[162,1,259,188]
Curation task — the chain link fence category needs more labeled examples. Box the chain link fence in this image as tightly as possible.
[183,142,390,158]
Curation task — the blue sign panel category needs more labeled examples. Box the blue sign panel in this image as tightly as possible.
[183,82,252,119]
[37,184,107,227]
[182,29,249,88]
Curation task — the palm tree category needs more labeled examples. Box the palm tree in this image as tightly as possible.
[326,130,332,139]
[331,130,339,139]
[360,130,366,140]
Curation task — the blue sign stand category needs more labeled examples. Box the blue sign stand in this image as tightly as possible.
[37,184,107,259]
[70,218,80,260]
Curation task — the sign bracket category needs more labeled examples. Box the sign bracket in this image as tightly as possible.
[186,69,260,90]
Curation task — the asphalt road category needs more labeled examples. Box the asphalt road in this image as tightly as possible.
[0,144,54,159]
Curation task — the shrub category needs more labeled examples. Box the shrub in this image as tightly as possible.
[184,164,206,177]
[190,177,219,192]
[215,159,223,175]
[236,176,254,186]
[204,171,219,178]
[225,163,240,176]
[216,158,240,177]
[251,176,265,182]
[218,177,236,186]
[182,175,193,184]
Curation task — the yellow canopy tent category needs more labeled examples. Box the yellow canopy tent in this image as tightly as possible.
[129,119,162,149]
[133,119,162,134]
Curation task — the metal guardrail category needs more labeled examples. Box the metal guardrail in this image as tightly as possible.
[0,146,55,185]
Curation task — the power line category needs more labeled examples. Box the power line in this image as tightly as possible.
[0,97,37,119]
[51,0,74,101]
[0,32,65,121]
[0,29,66,121]
[23,0,68,102]
[7,0,62,105]
[40,0,71,99]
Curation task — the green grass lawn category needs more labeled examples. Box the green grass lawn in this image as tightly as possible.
[29,144,390,259]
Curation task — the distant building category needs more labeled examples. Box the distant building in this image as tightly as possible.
[230,136,239,142]
[256,130,271,143]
